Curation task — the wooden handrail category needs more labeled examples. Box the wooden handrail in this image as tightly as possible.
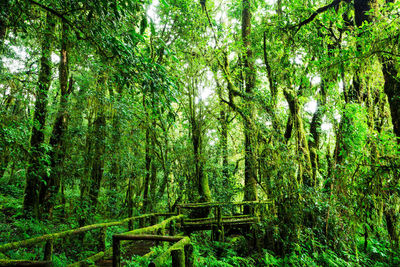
[112,235,186,267]
[123,215,184,235]
[0,260,52,266]
[149,236,191,267]
[68,214,184,267]
[177,200,272,209]
[0,213,171,253]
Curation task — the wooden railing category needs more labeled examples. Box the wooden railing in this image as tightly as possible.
[0,213,177,266]
[112,234,191,267]
[0,201,272,266]
[177,201,272,241]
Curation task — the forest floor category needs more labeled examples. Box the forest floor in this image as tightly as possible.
[96,240,155,266]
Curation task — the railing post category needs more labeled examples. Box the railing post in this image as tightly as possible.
[128,218,134,231]
[171,248,185,267]
[112,236,120,267]
[98,227,106,252]
[216,206,224,241]
[151,214,157,226]
[170,220,176,236]
[212,207,217,240]
[184,243,194,267]
[156,228,167,248]
[43,240,53,261]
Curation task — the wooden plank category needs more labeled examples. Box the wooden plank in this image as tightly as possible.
[183,217,258,226]
[177,201,272,209]
[184,215,253,223]
[183,217,258,231]
[113,234,183,242]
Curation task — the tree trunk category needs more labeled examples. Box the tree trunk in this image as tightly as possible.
[142,127,151,210]
[284,88,312,187]
[149,133,157,212]
[108,86,122,216]
[39,20,72,216]
[0,0,10,53]
[192,108,212,205]
[309,71,330,187]
[220,109,229,183]
[187,83,211,217]
[381,61,400,142]
[242,0,258,210]
[23,13,55,218]
[88,106,106,208]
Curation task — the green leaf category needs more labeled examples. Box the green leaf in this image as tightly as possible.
[160,0,169,8]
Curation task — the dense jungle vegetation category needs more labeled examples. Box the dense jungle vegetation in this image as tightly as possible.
[1,0,400,265]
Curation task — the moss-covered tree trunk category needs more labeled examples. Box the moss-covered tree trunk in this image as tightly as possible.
[353,0,400,248]
[80,75,107,218]
[284,88,312,188]
[108,86,122,216]
[187,82,211,217]
[220,109,229,186]
[309,68,331,187]
[39,20,72,216]
[379,16,400,252]
[0,0,10,54]
[192,107,211,204]
[382,61,400,143]
[156,129,171,201]
[88,104,106,208]
[242,0,258,210]
[23,13,55,218]
[142,126,152,215]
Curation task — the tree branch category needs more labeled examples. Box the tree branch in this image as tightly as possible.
[292,0,348,33]
[28,0,113,59]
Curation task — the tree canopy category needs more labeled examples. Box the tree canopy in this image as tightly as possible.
[1,0,400,265]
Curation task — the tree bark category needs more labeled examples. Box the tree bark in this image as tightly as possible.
[284,88,312,187]
[0,0,10,53]
[220,109,229,184]
[23,13,55,218]
[381,61,400,143]
[88,105,106,208]
[242,0,258,210]
[39,20,72,216]
[142,127,151,215]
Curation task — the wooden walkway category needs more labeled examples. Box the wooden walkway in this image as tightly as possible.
[0,201,270,266]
